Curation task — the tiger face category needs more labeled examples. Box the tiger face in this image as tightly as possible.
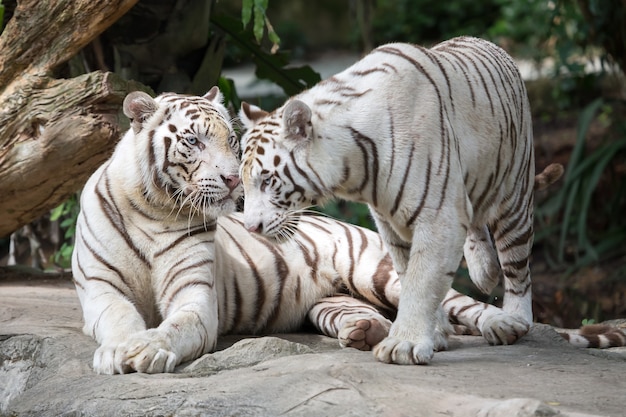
[239,100,321,239]
[123,87,242,220]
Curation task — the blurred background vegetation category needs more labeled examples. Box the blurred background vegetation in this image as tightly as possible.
[1,0,624,328]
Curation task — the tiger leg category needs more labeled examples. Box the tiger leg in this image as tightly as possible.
[443,287,530,345]
[373,209,465,365]
[78,285,148,375]
[463,225,500,294]
[483,196,534,345]
[73,241,149,374]
[117,273,219,373]
[307,295,392,351]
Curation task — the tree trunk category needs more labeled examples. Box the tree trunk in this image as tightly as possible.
[0,0,143,237]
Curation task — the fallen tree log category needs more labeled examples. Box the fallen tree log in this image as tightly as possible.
[0,0,143,237]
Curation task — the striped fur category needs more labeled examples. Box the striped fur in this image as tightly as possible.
[560,324,626,348]
[215,212,400,350]
[217,212,544,352]
[239,36,537,365]
[72,88,242,374]
[73,88,485,374]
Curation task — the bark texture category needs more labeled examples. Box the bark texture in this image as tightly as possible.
[0,0,143,237]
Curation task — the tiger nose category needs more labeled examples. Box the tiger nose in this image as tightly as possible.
[246,222,263,234]
[222,174,240,191]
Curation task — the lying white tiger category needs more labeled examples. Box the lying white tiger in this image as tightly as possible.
[239,36,540,365]
[72,87,542,374]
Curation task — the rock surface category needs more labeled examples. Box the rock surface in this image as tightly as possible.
[1,274,625,417]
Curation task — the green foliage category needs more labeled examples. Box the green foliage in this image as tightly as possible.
[317,201,375,231]
[0,1,4,33]
[241,0,281,50]
[488,0,553,61]
[581,318,596,326]
[212,13,320,97]
[217,76,242,111]
[535,98,626,273]
[49,194,80,269]
[371,0,502,45]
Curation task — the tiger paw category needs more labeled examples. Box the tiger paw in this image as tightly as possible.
[433,323,450,352]
[372,336,434,365]
[480,312,530,345]
[339,317,391,351]
[118,330,178,373]
[434,306,453,351]
[93,344,131,375]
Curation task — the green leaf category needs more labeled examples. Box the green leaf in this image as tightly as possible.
[564,98,604,184]
[551,98,604,261]
[218,76,242,114]
[576,140,626,258]
[241,0,253,28]
[253,3,265,43]
[50,204,66,221]
[265,16,281,48]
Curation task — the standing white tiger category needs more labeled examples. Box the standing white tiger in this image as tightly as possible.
[239,36,537,365]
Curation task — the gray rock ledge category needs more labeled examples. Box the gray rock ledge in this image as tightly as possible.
[1,275,624,417]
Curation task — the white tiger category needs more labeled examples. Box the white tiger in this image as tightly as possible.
[72,86,550,374]
[71,88,417,374]
[238,36,540,365]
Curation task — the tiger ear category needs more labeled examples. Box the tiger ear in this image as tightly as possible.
[203,86,223,104]
[283,100,312,142]
[239,102,268,130]
[123,91,158,134]
[204,86,232,121]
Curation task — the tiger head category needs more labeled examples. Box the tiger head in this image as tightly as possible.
[239,99,324,240]
[123,87,242,220]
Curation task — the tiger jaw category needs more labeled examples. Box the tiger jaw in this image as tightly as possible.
[174,186,242,220]
[243,208,301,242]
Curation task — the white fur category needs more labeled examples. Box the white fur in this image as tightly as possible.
[239,37,536,365]
[72,89,241,374]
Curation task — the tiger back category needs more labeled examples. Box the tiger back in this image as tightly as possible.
[238,36,537,365]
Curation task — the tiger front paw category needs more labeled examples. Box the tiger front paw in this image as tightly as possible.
[339,317,391,351]
[480,312,530,345]
[372,335,434,365]
[117,330,178,373]
[93,344,131,375]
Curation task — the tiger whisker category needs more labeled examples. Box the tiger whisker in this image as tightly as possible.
[168,188,187,220]
[201,194,210,231]
[187,190,206,233]
[177,192,195,222]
